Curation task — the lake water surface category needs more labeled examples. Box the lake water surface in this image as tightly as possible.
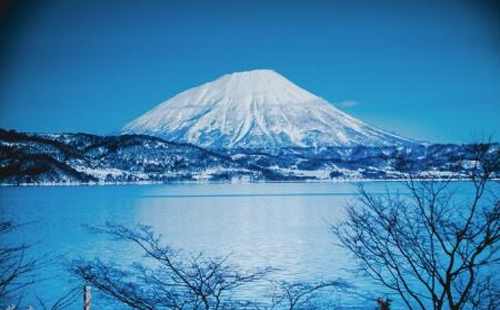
[0,182,487,309]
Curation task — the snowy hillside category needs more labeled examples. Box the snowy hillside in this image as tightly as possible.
[121,70,417,149]
[0,130,284,184]
[2,129,495,185]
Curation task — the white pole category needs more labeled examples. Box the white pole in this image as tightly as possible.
[83,285,91,310]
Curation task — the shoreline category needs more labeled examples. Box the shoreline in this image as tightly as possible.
[1,177,497,188]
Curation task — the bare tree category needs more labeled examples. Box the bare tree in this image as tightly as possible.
[0,221,38,308]
[263,279,351,310]
[70,223,351,310]
[333,143,500,310]
[70,223,274,310]
[0,220,79,310]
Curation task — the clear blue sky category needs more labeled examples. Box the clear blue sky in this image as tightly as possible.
[1,0,499,143]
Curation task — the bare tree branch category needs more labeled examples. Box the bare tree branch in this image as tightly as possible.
[333,142,500,310]
[70,223,274,310]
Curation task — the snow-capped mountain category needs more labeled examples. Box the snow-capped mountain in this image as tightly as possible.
[121,69,417,149]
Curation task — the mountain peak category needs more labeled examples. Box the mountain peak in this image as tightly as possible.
[121,70,416,149]
[221,69,289,83]
[202,69,318,103]
[225,69,279,77]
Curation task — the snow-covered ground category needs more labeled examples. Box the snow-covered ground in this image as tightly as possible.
[2,129,497,185]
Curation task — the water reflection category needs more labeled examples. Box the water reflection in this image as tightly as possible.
[1,182,479,307]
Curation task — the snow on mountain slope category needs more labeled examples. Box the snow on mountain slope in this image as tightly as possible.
[121,69,417,149]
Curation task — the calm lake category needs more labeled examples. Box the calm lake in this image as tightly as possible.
[0,181,489,309]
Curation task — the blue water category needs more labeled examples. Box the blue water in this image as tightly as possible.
[0,182,490,309]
